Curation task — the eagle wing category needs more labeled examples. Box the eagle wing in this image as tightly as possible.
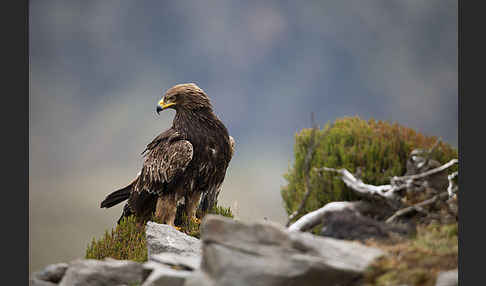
[197,135,235,216]
[135,131,193,195]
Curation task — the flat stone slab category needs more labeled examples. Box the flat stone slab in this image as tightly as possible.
[59,258,143,286]
[145,222,201,259]
[150,252,201,270]
[142,262,192,286]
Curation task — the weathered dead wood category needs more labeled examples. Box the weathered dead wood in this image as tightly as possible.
[390,159,458,186]
[423,138,442,167]
[314,167,405,209]
[385,192,449,223]
[288,201,373,232]
[447,171,458,198]
[314,159,458,206]
[290,159,458,232]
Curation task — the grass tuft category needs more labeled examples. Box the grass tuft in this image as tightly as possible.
[86,205,233,262]
[85,215,147,262]
[362,223,458,286]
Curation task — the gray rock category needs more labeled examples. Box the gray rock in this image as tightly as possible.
[150,252,201,270]
[192,215,385,286]
[142,249,200,285]
[145,221,201,259]
[33,262,69,283]
[184,270,214,286]
[30,278,57,286]
[59,258,143,286]
[435,269,458,286]
[142,262,192,286]
[320,209,414,241]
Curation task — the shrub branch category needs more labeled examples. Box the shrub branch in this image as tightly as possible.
[390,159,458,186]
[286,113,319,226]
[385,192,449,223]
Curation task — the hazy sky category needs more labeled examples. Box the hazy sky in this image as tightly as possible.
[29,0,457,274]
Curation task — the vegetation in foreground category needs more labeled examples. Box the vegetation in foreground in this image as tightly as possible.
[85,205,233,262]
[362,223,458,286]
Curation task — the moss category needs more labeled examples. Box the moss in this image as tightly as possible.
[362,223,458,286]
[86,205,233,262]
[282,116,458,224]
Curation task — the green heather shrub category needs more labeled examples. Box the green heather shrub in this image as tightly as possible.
[86,205,233,262]
[282,116,458,222]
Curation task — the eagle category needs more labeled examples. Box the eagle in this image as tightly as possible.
[100,83,234,227]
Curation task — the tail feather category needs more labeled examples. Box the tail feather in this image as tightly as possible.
[100,185,132,208]
[117,203,134,224]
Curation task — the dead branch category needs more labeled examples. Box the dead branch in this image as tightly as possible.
[447,171,458,198]
[314,167,405,209]
[314,159,457,210]
[385,192,449,223]
[286,113,319,226]
[288,201,372,232]
[390,159,458,186]
[423,138,441,167]
[289,159,459,232]
[429,138,442,153]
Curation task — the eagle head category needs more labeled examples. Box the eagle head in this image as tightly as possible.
[157,83,212,114]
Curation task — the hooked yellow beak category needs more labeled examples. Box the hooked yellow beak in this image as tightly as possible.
[156,98,176,114]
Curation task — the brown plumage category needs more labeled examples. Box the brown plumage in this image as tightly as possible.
[100,83,234,226]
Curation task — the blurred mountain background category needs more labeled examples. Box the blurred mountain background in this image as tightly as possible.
[29,0,457,274]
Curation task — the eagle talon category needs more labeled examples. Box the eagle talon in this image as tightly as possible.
[191,217,201,224]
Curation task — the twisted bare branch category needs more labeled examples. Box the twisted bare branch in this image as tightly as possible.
[447,171,458,198]
[314,167,404,209]
[288,201,372,232]
[290,158,459,231]
[286,113,319,226]
[390,159,458,186]
[385,192,449,223]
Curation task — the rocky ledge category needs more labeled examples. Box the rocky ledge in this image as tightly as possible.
[31,215,457,286]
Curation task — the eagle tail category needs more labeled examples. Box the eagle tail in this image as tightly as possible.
[100,184,132,208]
[117,203,134,224]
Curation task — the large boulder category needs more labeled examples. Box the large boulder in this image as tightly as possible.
[32,262,69,284]
[58,258,144,286]
[145,222,201,259]
[186,215,385,286]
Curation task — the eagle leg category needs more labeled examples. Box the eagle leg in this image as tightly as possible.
[184,191,202,222]
[155,193,178,226]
